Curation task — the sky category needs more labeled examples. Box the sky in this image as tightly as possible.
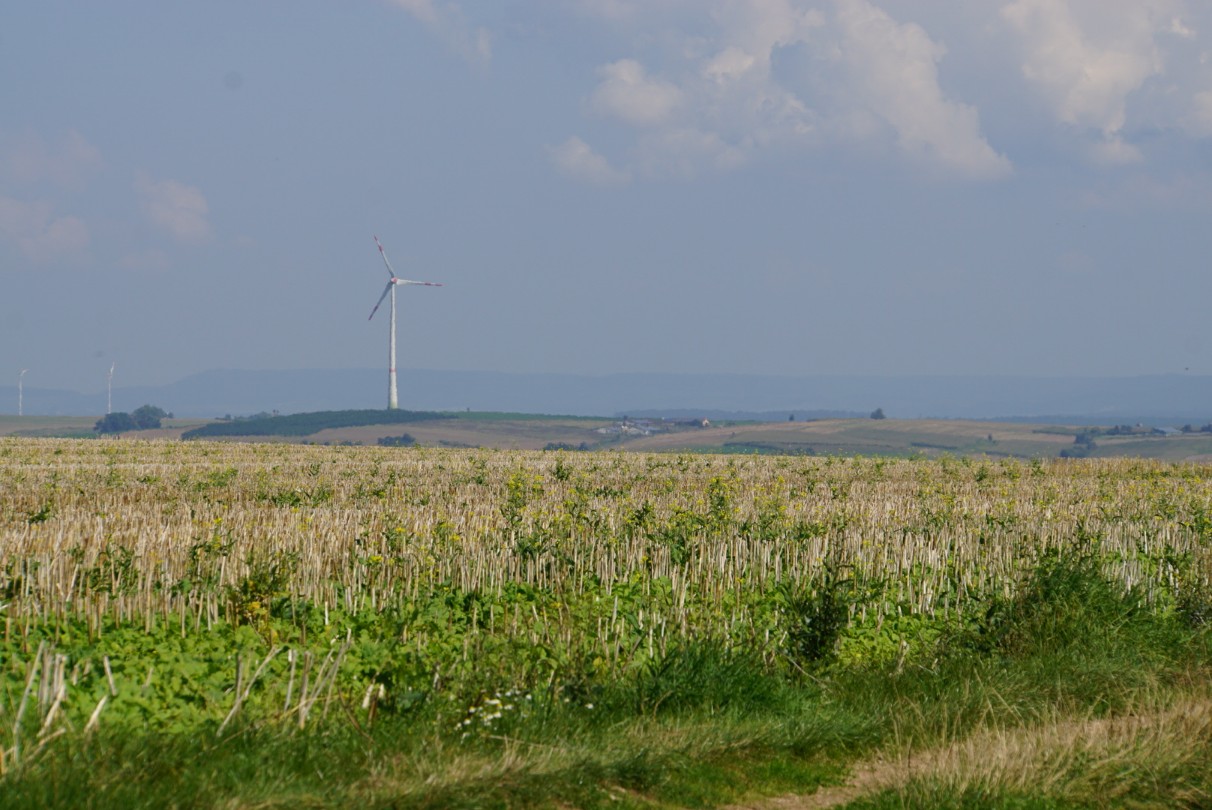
[3,0,1212,393]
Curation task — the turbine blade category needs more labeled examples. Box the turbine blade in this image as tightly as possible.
[373,235,396,279]
[368,282,392,320]
[397,279,444,287]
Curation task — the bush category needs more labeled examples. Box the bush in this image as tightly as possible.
[95,404,168,433]
[131,404,168,430]
[543,442,592,451]
[780,569,852,671]
[376,434,416,447]
[95,412,136,433]
[956,550,1191,672]
[623,642,786,717]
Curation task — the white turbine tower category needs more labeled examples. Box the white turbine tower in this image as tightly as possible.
[18,369,28,417]
[368,235,443,410]
[106,363,115,415]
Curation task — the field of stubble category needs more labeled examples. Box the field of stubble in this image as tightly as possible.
[2,438,1210,809]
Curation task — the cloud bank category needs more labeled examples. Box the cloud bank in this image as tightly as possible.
[540,0,1212,183]
[552,0,1010,182]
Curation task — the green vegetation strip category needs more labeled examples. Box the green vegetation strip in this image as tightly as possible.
[181,409,451,438]
[2,557,1208,809]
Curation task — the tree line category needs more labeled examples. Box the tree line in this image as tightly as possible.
[95,405,170,434]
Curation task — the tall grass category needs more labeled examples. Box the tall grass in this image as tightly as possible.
[2,551,1207,809]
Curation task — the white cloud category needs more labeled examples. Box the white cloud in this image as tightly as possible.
[833,0,1011,178]
[703,46,757,84]
[591,60,684,126]
[135,173,212,242]
[386,0,491,63]
[0,196,90,264]
[564,0,1005,180]
[549,136,632,186]
[2,130,102,188]
[708,0,825,65]
[555,1,1212,178]
[1169,17,1196,39]
[997,1,1212,150]
[1001,1,1165,140]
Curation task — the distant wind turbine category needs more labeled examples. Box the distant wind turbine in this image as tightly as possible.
[368,236,443,410]
[18,369,28,417]
[107,363,115,415]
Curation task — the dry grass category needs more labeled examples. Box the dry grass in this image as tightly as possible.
[734,691,1212,809]
[310,417,610,449]
[2,438,1210,650]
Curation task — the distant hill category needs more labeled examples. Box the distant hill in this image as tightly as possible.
[181,409,450,439]
[624,408,867,422]
[3,368,1211,424]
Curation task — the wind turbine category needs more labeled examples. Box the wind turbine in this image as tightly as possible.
[368,235,443,410]
[17,369,27,416]
[106,363,115,415]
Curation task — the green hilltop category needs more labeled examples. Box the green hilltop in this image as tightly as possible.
[181,409,451,439]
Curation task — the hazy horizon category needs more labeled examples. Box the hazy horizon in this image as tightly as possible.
[5,366,1212,423]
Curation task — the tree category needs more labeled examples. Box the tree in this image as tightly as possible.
[131,404,168,430]
[376,434,416,447]
[870,408,886,420]
[95,412,136,434]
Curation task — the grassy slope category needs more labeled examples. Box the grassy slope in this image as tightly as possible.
[624,418,1212,460]
[236,412,1212,460]
[1089,434,1212,461]
[0,417,211,440]
[312,416,616,449]
[0,416,99,437]
[624,419,1071,458]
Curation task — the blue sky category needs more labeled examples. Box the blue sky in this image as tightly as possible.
[3,1,1212,393]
